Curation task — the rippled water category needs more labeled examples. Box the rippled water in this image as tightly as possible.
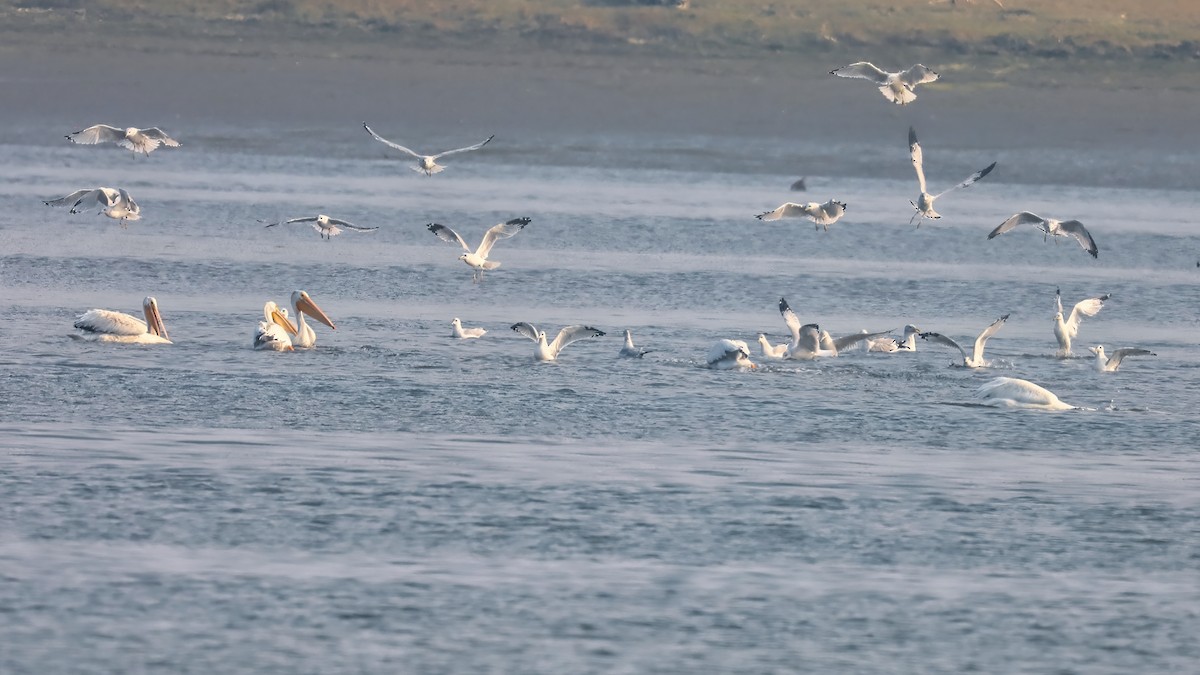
[2,97,1199,673]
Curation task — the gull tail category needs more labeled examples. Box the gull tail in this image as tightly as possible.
[482,261,501,270]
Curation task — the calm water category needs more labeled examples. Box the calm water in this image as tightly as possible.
[1,110,1199,673]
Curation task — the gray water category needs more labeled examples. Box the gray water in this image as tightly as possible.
[2,106,1199,673]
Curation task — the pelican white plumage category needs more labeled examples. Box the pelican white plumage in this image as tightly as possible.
[920,314,1009,368]
[987,212,1099,258]
[1053,288,1110,357]
[511,322,604,361]
[1089,345,1154,372]
[66,125,180,156]
[755,200,847,231]
[428,218,530,282]
[451,318,487,339]
[757,333,788,360]
[620,330,652,358]
[262,215,378,240]
[254,302,298,351]
[44,187,141,225]
[908,126,996,227]
[707,339,756,370]
[976,377,1077,410]
[363,122,493,176]
[287,290,336,349]
[72,297,171,344]
[829,62,939,105]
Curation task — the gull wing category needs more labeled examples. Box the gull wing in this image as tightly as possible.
[325,217,377,232]
[116,189,138,213]
[755,202,808,221]
[261,216,315,228]
[898,64,939,87]
[74,308,147,336]
[796,324,823,353]
[431,134,494,159]
[831,328,893,352]
[44,188,115,210]
[908,127,927,194]
[549,325,605,355]
[362,122,423,159]
[1108,348,1154,369]
[475,217,530,258]
[778,297,802,343]
[708,340,750,367]
[1058,220,1099,258]
[66,124,123,145]
[1065,293,1109,336]
[935,161,996,199]
[427,223,471,252]
[971,314,1009,363]
[988,212,1045,239]
[139,127,180,147]
[830,62,890,85]
[817,200,846,221]
[510,322,541,343]
[1055,287,1064,317]
[919,331,968,363]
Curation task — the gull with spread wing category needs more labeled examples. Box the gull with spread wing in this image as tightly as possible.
[511,323,604,362]
[987,212,1099,258]
[262,214,378,240]
[920,314,1009,368]
[363,122,493,176]
[908,126,996,227]
[428,217,530,282]
[755,200,847,231]
[829,62,939,105]
[44,187,141,225]
[66,125,180,156]
[1053,288,1109,357]
[1089,346,1155,372]
[776,297,889,359]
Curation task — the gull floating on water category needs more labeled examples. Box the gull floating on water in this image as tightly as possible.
[987,212,1099,258]
[619,330,652,358]
[976,377,1077,410]
[428,218,530,282]
[755,200,847,231]
[707,339,756,370]
[1089,345,1154,372]
[920,314,1009,368]
[776,297,888,359]
[1053,288,1109,358]
[44,187,141,225]
[908,127,996,228]
[66,125,180,156]
[830,62,939,105]
[363,122,493,176]
[72,297,171,344]
[254,301,298,351]
[511,323,604,361]
[451,318,487,339]
[262,215,378,240]
[863,325,922,353]
[757,333,788,360]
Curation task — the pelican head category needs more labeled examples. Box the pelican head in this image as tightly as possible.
[291,290,337,330]
[142,296,168,340]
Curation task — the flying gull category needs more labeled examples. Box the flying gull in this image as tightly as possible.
[755,200,847,231]
[1053,288,1109,358]
[919,314,1009,368]
[363,122,493,176]
[428,217,529,282]
[830,62,939,105]
[262,215,378,240]
[66,125,180,156]
[44,187,141,225]
[908,127,996,227]
[987,212,1099,258]
[511,323,604,362]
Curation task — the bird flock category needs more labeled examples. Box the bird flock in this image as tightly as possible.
[46,60,1154,409]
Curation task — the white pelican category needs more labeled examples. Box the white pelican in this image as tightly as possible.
[707,339,756,370]
[511,322,604,361]
[908,126,996,227]
[987,212,1099,258]
[72,296,170,344]
[619,329,652,358]
[976,377,1077,410]
[287,290,336,349]
[44,187,141,225]
[363,122,493,176]
[1089,345,1155,372]
[65,125,180,156]
[254,301,298,351]
[757,333,788,360]
[451,318,487,339]
[428,218,529,282]
[920,314,1009,368]
[829,62,939,105]
[755,200,847,231]
[1053,288,1110,357]
[262,215,378,240]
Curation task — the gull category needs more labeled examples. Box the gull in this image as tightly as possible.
[829,62,939,105]
[707,339,756,370]
[363,122,493,176]
[776,297,889,359]
[987,212,1099,258]
[1053,288,1110,357]
[451,318,487,339]
[619,330,652,358]
[908,126,996,227]
[254,302,298,351]
[919,314,1009,368]
[44,187,141,225]
[262,215,378,240]
[976,377,1077,410]
[757,333,788,360]
[862,325,922,353]
[511,323,604,361]
[1089,346,1155,372]
[428,217,530,282]
[755,200,847,231]
[66,125,180,156]
[790,177,807,192]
